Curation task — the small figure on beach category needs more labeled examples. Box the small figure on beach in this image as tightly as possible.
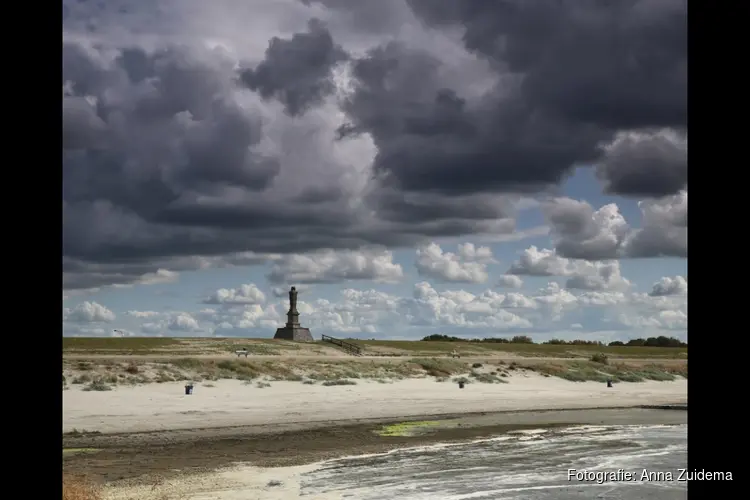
[606,379,613,388]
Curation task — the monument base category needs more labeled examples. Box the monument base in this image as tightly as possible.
[274,326,314,342]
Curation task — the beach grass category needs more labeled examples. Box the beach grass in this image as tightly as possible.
[321,379,358,386]
[62,355,686,386]
[523,360,687,382]
[63,337,687,359]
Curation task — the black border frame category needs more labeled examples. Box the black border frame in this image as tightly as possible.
[4,2,63,498]
[687,1,741,497]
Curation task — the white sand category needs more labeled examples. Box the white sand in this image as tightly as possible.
[63,374,686,434]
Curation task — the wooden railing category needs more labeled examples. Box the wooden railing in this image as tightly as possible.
[321,335,362,356]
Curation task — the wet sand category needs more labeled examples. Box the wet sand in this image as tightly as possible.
[64,407,687,486]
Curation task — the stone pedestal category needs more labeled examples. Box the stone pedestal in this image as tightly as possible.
[274,326,314,342]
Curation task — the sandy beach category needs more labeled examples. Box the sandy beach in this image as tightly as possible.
[63,372,687,499]
[62,339,688,499]
[64,374,686,435]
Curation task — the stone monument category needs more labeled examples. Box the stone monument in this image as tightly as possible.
[273,286,314,341]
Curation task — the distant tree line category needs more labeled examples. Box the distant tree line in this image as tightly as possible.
[420,334,686,347]
[544,339,605,346]
[607,336,687,348]
[420,334,534,344]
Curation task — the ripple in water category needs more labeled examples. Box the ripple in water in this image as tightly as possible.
[299,424,687,500]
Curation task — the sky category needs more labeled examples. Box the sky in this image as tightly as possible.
[62,0,687,343]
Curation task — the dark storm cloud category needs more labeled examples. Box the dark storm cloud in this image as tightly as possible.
[596,130,687,197]
[406,0,686,129]
[62,29,524,292]
[340,41,607,195]
[61,39,354,285]
[63,1,687,290]
[63,42,281,203]
[238,18,348,116]
[333,0,686,198]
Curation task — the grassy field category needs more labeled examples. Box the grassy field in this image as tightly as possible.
[63,337,687,359]
[350,340,687,359]
[62,337,305,356]
[63,337,182,351]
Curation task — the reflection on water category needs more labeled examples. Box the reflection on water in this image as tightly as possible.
[301,424,687,500]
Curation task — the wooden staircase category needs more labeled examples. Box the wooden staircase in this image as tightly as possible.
[321,335,362,356]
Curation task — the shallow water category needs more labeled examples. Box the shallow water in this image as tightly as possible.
[300,424,687,499]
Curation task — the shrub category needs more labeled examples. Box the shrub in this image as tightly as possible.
[470,371,507,384]
[472,363,483,368]
[124,363,140,374]
[590,353,609,365]
[322,379,357,386]
[411,358,465,377]
[72,374,92,384]
[83,380,112,392]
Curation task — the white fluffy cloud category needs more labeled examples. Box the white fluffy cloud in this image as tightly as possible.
[267,248,404,284]
[63,301,116,323]
[139,312,204,334]
[542,192,687,260]
[649,275,687,297]
[203,284,267,305]
[415,242,496,284]
[76,269,687,341]
[508,246,631,291]
[496,274,523,289]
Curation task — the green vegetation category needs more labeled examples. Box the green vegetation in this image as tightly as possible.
[420,334,686,348]
[469,370,508,384]
[83,379,112,391]
[523,361,687,383]
[62,337,295,356]
[608,337,687,348]
[321,379,358,386]
[62,339,686,385]
[63,336,686,359]
[63,337,181,352]
[352,339,686,359]
[410,358,466,377]
[590,353,609,364]
[374,420,440,437]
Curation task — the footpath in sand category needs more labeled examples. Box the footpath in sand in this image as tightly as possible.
[63,373,687,435]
